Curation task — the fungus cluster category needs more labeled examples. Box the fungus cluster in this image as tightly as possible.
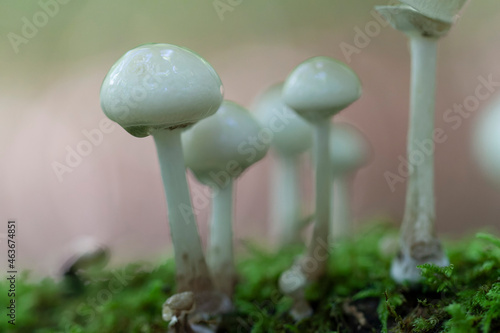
[98,1,473,324]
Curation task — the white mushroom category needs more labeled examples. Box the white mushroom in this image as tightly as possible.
[183,100,269,297]
[279,56,362,319]
[100,43,222,306]
[329,123,369,240]
[252,83,313,246]
[376,1,468,283]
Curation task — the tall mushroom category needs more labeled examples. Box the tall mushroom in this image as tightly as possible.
[100,44,224,311]
[182,100,270,297]
[376,0,468,283]
[279,57,362,319]
[252,83,313,246]
[329,123,369,240]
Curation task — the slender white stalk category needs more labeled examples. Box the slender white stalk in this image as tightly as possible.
[402,36,437,247]
[304,120,331,279]
[153,128,213,293]
[271,153,302,246]
[393,35,448,282]
[208,180,235,296]
[331,175,351,240]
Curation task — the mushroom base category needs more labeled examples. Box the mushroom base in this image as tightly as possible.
[390,240,449,284]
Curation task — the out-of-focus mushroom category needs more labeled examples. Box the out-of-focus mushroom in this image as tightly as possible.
[252,83,313,246]
[183,100,269,298]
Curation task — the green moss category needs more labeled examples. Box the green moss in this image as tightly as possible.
[2,223,500,332]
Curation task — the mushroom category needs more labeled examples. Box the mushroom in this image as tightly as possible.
[100,44,223,309]
[182,100,270,297]
[376,0,468,283]
[252,83,313,246]
[329,123,369,240]
[162,291,195,332]
[474,95,500,189]
[279,56,362,319]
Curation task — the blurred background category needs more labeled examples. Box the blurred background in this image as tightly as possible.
[0,0,499,277]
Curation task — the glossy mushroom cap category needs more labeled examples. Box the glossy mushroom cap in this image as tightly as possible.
[474,96,500,189]
[183,101,269,186]
[400,0,468,23]
[330,124,370,175]
[100,43,223,137]
[252,83,313,156]
[283,57,362,122]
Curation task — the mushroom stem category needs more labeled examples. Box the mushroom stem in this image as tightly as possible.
[271,153,302,245]
[331,175,351,240]
[208,179,235,296]
[153,128,213,293]
[404,36,437,243]
[393,35,448,282]
[304,120,331,279]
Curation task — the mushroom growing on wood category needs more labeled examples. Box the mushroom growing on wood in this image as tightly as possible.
[474,96,500,190]
[100,44,226,314]
[279,56,362,319]
[376,0,468,283]
[252,83,313,246]
[183,100,270,298]
[329,123,369,240]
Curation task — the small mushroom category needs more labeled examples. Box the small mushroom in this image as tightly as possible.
[329,123,369,240]
[252,83,313,246]
[279,56,362,317]
[376,0,468,283]
[100,44,222,306]
[183,101,270,297]
[474,95,500,189]
[163,291,195,332]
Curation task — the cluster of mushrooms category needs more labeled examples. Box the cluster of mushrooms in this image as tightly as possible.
[98,0,478,331]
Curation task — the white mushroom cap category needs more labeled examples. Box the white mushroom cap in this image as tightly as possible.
[282,57,362,122]
[400,0,468,24]
[252,83,313,156]
[474,95,500,189]
[376,5,451,38]
[183,100,269,185]
[100,43,223,137]
[330,124,370,175]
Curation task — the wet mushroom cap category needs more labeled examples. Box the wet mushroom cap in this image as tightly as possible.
[282,57,362,121]
[183,100,268,184]
[253,83,313,156]
[100,43,223,137]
